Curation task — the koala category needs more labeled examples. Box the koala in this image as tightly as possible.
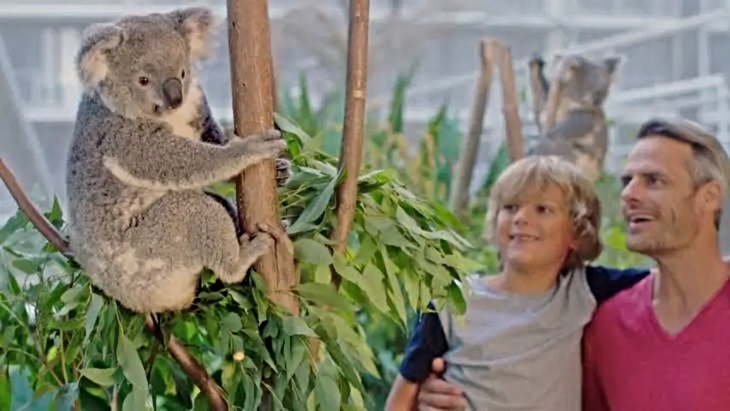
[65,7,287,314]
[527,53,623,183]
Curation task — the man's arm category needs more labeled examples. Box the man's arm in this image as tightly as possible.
[585,265,650,303]
[582,321,610,411]
[385,303,448,411]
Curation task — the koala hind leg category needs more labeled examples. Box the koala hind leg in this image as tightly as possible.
[204,191,242,238]
[189,193,274,284]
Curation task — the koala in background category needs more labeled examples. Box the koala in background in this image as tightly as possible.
[527,53,623,183]
[65,7,286,314]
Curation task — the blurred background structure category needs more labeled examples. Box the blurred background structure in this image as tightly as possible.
[4,0,730,241]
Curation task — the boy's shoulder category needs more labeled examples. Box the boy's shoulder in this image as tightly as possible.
[593,272,653,319]
[584,264,651,304]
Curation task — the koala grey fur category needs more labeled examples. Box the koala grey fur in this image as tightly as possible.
[65,7,286,314]
[527,53,623,183]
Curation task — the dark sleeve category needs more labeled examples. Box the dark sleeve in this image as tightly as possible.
[585,265,651,304]
[398,302,449,383]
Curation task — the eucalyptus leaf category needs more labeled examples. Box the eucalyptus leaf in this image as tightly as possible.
[282,316,318,337]
[80,367,117,387]
[117,333,148,390]
[84,293,104,343]
[293,238,332,265]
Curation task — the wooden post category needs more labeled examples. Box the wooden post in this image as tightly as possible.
[226,0,298,314]
[496,44,525,162]
[449,39,496,221]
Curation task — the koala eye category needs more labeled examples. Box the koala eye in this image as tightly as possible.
[181,70,186,79]
[138,76,150,86]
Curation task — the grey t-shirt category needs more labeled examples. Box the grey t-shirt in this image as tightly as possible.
[440,269,597,411]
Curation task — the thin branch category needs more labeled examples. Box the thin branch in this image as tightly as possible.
[0,157,226,410]
[0,159,68,255]
[331,0,370,265]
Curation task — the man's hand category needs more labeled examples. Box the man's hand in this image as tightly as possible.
[416,358,468,410]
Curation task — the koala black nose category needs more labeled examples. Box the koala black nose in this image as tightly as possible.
[161,78,183,109]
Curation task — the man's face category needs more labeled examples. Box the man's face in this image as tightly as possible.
[620,136,711,254]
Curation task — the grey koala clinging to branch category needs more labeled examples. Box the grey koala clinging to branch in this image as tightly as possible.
[527,53,623,183]
[65,7,287,314]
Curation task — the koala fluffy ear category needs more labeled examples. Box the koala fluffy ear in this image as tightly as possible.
[603,56,625,82]
[167,7,218,61]
[603,56,624,75]
[77,23,123,90]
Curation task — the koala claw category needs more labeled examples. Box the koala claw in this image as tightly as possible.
[275,157,292,186]
[240,129,286,161]
[256,222,294,257]
[238,230,275,267]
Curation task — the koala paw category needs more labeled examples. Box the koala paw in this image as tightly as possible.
[224,128,240,141]
[256,222,294,258]
[275,157,292,186]
[239,231,274,259]
[240,129,285,162]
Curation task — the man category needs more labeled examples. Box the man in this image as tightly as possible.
[581,118,730,409]
[412,117,730,410]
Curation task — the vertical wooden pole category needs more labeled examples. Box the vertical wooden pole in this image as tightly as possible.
[226,0,299,315]
[449,39,496,221]
[496,44,525,162]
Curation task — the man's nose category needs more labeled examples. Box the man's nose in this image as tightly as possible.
[620,178,642,203]
[161,77,183,109]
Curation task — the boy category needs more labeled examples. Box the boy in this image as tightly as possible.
[385,156,649,411]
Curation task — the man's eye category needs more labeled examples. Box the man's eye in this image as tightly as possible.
[537,205,551,213]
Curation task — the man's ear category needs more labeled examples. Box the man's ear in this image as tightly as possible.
[697,179,723,216]
[76,23,123,90]
[166,7,219,61]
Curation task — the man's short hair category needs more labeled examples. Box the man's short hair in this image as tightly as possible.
[484,155,602,270]
[636,117,730,228]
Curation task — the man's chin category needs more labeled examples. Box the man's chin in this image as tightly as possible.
[626,238,657,254]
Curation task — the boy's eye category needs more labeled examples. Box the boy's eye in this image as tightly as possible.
[502,204,518,212]
[537,205,552,214]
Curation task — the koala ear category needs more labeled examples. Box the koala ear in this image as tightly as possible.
[77,23,123,90]
[167,7,218,61]
[603,56,625,82]
[603,56,624,75]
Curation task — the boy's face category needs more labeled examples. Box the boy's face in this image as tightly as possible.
[495,183,575,271]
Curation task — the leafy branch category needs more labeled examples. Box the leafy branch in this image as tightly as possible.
[0,157,226,410]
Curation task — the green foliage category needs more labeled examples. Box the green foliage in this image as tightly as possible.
[0,107,480,410]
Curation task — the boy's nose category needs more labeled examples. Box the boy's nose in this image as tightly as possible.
[512,207,532,225]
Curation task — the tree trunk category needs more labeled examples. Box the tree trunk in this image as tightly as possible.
[226,0,299,315]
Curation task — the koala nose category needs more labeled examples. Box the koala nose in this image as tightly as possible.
[161,78,183,109]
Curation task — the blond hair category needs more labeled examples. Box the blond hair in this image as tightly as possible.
[483,155,602,269]
[636,117,730,229]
